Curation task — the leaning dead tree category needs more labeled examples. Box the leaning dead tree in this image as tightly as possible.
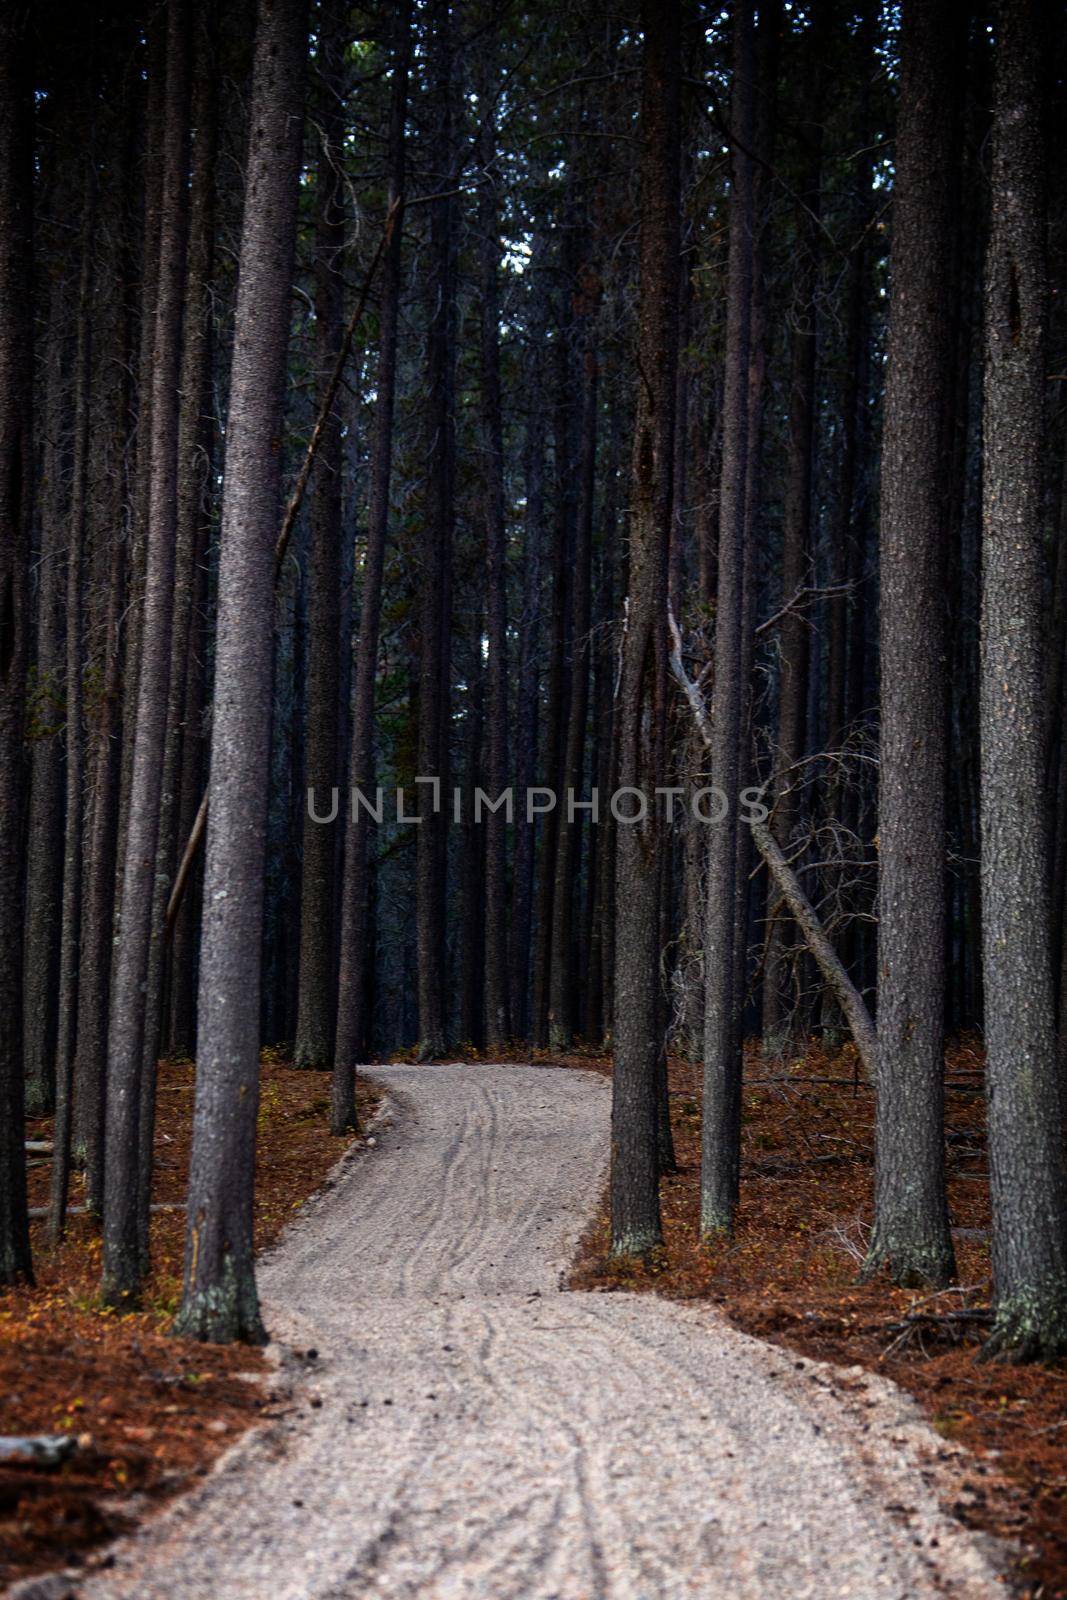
[668,609,876,1085]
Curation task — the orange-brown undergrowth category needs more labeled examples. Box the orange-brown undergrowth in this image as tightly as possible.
[1,1059,379,1590]
[569,1039,1067,1600]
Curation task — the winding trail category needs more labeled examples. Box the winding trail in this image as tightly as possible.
[79,1064,1004,1600]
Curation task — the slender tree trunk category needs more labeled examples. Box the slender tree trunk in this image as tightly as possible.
[460,665,486,1047]
[761,16,819,1057]
[135,3,219,1268]
[332,0,411,1125]
[294,0,347,1069]
[167,514,210,1058]
[611,0,679,1258]
[71,92,136,1213]
[586,403,621,1045]
[103,0,192,1302]
[979,0,1067,1360]
[733,0,779,1053]
[162,9,217,1065]
[0,6,34,1285]
[23,329,66,1118]
[701,1,755,1239]
[508,236,547,1039]
[415,0,456,1061]
[863,0,961,1289]
[531,314,576,1046]
[476,44,511,1047]
[820,0,876,1042]
[115,18,167,920]
[74,478,126,1216]
[48,173,94,1243]
[549,298,598,1050]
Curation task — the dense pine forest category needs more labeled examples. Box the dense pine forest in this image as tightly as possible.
[3,0,1067,1383]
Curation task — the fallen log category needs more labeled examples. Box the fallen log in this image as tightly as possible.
[0,1436,78,1468]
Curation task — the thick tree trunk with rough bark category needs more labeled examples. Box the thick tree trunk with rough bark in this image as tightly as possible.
[864,0,961,1290]
[979,0,1067,1360]
[611,0,678,1259]
[173,0,307,1343]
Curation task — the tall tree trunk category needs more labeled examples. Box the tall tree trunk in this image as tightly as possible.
[162,8,218,1064]
[103,0,192,1302]
[23,327,66,1118]
[508,234,547,1039]
[549,292,598,1050]
[332,0,411,1128]
[819,0,876,1041]
[761,73,820,1055]
[294,0,346,1069]
[71,94,137,1214]
[0,5,34,1285]
[863,0,961,1289]
[48,171,94,1243]
[135,2,219,1266]
[531,305,576,1046]
[460,664,486,1047]
[978,0,1067,1360]
[700,1,755,1239]
[733,0,779,1053]
[174,0,307,1344]
[115,17,167,925]
[586,402,621,1045]
[476,36,511,1048]
[166,515,211,1058]
[611,0,679,1258]
[415,0,456,1061]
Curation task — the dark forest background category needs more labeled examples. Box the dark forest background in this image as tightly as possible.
[3,0,1067,1355]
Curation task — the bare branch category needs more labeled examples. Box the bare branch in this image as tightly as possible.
[667,603,875,1084]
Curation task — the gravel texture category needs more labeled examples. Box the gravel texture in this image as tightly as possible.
[72,1062,1006,1600]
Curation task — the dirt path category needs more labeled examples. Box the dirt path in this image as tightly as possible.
[75,1064,1004,1600]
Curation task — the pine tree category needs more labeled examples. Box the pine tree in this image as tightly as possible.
[978,0,1067,1360]
[863,0,962,1290]
[174,0,308,1343]
[611,0,679,1258]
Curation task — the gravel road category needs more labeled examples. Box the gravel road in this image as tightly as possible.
[73,1063,1005,1600]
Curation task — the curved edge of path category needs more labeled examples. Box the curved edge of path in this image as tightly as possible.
[49,1062,1011,1600]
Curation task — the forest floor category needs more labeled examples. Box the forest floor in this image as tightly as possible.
[554,1037,1067,1600]
[5,1041,1062,1598]
[0,1058,380,1593]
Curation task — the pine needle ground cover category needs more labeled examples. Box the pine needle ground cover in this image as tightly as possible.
[0,1061,380,1589]
[567,1042,1067,1600]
